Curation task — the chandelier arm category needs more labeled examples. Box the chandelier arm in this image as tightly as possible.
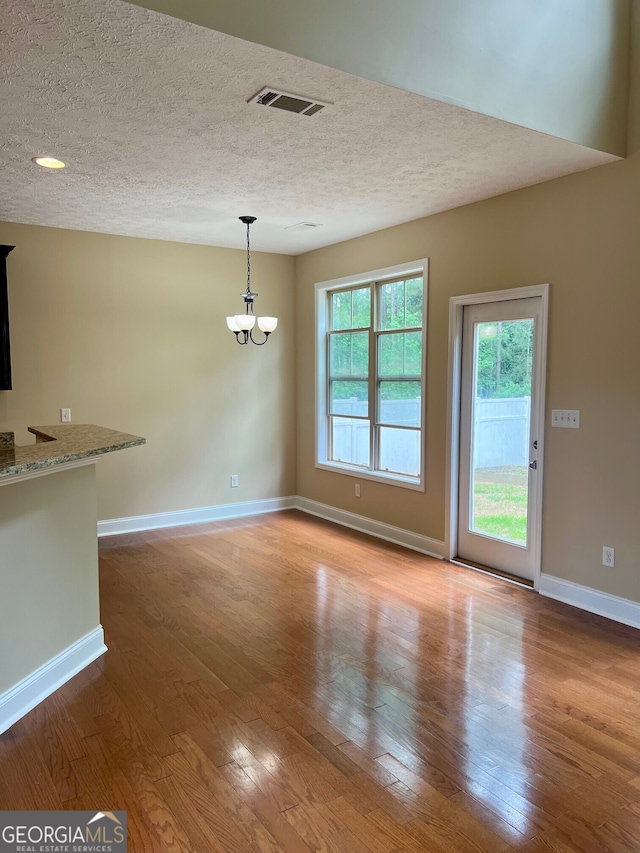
[248,328,271,346]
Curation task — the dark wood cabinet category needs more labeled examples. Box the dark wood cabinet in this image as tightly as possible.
[0,245,14,391]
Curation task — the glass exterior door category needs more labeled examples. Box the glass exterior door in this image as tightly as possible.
[457,297,542,581]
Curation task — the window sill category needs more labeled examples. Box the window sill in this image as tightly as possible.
[315,460,425,492]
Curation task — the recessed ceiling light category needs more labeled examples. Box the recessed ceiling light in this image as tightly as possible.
[32,156,66,169]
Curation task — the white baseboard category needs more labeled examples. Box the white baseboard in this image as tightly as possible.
[98,494,446,559]
[0,627,107,735]
[539,574,640,630]
[295,496,446,559]
[98,496,297,537]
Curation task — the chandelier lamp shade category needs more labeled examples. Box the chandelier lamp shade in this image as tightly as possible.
[226,216,278,346]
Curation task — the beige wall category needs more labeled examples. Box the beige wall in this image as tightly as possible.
[295,153,640,602]
[0,464,100,694]
[134,0,631,156]
[628,0,640,154]
[0,223,296,521]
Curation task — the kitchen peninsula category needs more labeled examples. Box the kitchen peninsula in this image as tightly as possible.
[0,424,145,733]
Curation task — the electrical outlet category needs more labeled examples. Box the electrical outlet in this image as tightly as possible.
[354,483,360,497]
[230,474,239,488]
[60,408,71,423]
[602,546,615,568]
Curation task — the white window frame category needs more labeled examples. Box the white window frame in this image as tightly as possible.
[315,259,429,491]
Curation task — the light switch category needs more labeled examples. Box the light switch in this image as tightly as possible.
[551,409,580,428]
[60,408,71,423]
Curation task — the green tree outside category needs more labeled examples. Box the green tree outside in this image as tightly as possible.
[475,320,533,399]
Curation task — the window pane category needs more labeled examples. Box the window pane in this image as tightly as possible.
[379,277,423,330]
[330,332,368,377]
[330,380,368,415]
[331,417,370,466]
[405,278,423,328]
[331,287,370,330]
[331,291,352,330]
[379,382,421,426]
[380,280,405,330]
[351,287,371,328]
[379,427,420,477]
[379,332,422,377]
[471,319,534,546]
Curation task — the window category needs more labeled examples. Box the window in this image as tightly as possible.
[316,260,427,489]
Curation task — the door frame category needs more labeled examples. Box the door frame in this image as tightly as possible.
[445,284,549,590]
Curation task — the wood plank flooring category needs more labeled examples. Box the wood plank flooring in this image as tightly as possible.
[2,510,640,852]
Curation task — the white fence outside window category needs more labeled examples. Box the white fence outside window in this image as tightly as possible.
[332,396,530,470]
[473,396,531,468]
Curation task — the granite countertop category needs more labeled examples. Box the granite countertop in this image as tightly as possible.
[0,424,146,479]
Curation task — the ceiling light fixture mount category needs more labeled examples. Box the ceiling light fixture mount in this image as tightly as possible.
[226,216,277,346]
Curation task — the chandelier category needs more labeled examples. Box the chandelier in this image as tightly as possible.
[226,216,278,345]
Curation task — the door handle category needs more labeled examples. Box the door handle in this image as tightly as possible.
[529,460,537,470]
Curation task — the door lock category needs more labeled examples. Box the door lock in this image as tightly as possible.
[529,460,537,470]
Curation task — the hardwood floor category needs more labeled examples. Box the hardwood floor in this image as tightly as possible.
[2,510,640,852]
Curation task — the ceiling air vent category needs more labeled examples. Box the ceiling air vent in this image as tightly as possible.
[248,87,331,116]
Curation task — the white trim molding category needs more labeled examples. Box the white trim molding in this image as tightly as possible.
[296,496,445,559]
[98,496,296,537]
[539,574,640,630]
[0,627,107,735]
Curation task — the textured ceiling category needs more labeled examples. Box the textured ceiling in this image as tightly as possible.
[0,0,617,254]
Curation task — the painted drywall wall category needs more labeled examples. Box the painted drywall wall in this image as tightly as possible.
[0,465,99,694]
[0,223,296,522]
[133,0,631,156]
[628,0,640,154]
[295,152,640,603]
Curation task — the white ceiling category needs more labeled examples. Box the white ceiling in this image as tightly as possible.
[0,0,617,255]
